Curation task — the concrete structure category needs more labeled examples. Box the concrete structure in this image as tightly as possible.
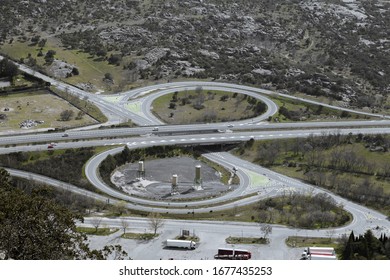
[137,161,145,179]
[193,165,203,190]
[171,174,179,195]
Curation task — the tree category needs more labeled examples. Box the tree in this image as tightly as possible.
[114,201,127,216]
[75,110,85,120]
[71,67,79,75]
[104,72,113,82]
[260,224,272,239]
[59,110,74,121]
[108,54,122,65]
[169,102,176,109]
[120,218,130,235]
[0,58,18,79]
[340,230,389,260]
[38,38,47,48]
[44,50,56,64]
[90,217,103,233]
[0,168,127,259]
[148,212,165,236]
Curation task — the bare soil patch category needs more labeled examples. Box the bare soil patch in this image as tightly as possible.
[111,156,237,201]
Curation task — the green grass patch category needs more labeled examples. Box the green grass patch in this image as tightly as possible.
[174,235,200,242]
[50,87,108,123]
[285,236,340,248]
[201,157,236,185]
[0,89,97,132]
[0,39,135,93]
[152,90,266,124]
[125,101,142,114]
[226,236,268,245]
[268,93,373,122]
[246,169,269,189]
[121,232,156,240]
[76,227,118,236]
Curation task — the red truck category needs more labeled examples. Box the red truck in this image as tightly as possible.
[214,248,252,260]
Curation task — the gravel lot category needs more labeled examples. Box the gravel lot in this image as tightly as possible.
[112,156,236,200]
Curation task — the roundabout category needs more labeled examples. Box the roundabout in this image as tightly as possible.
[83,81,282,212]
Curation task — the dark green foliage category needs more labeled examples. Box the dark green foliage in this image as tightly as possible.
[0,148,97,192]
[256,193,350,229]
[44,50,56,64]
[108,54,122,65]
[59,109,74,121]
[240,133,390,215]
[0,168,128,260]
[0,58,18,79]
[341,230,390,260]
[11,177,97,215]
[71,67,79,75]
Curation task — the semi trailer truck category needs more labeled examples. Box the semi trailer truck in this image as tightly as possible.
[301,247,337,260]
[165,239,196,250]
[214,248,252,260]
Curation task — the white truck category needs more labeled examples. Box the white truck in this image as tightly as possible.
[307,254,337,260]
[301,247,336,260]
[166,239,196,250]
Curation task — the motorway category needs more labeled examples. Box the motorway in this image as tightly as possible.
[1,55,390,259]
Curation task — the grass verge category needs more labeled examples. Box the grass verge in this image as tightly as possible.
[226,236,268,245]
[121,232,157,240]
[76,227,118,236]
[285,236,340,248]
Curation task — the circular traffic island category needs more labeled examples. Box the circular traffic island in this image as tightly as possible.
[111,156,237,201]
[151,89,267,124]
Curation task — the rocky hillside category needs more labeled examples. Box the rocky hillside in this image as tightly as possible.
[1,0,389,111]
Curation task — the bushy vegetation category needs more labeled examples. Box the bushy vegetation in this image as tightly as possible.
[340,230,390,260]
[256,193,350,229]
[0,148,98,193]
[1,1,389,110]
[0,57,18,80]
[236,133,390,215]
[153,89,267,124]
[0,168,128,260]
[50,87,108,123]
[10,177,99,215]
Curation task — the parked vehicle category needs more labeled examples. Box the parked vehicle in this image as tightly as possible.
[214,248,251,260]
[307,254,337,260]
[301,247,336,260]
[165,239,196,250]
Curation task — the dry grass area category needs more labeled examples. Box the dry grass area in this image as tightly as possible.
[0,90,97,132]
[152,90,263,124]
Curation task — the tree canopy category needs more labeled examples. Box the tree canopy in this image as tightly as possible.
[0,58,18,79]
[0,168,127,260]
[341,230,390,260]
